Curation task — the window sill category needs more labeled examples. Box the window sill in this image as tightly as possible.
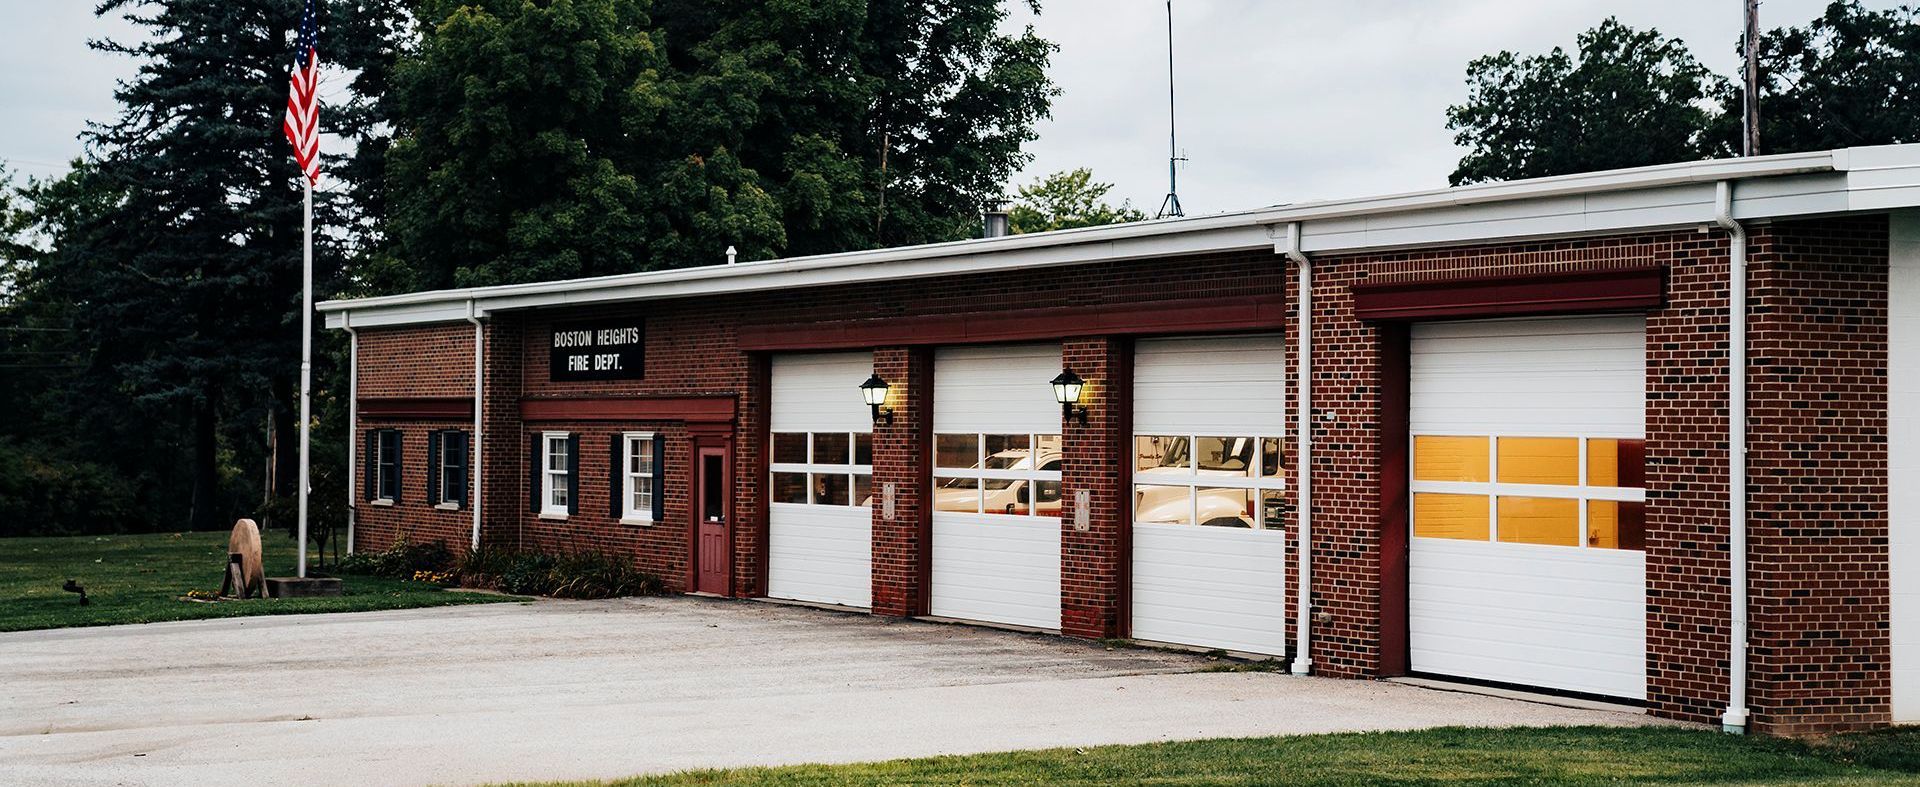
[434,502,462,511]
[619,517,656,527]
[537,512,569,521]
[370,498,394,507]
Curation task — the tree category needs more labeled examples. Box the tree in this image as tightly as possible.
[1446,18,1726,185]
[1749,1,1920,153]
[11,0,400,532]
[1007,168,1144,234]
[382,0,1058,290]
[1450,4,1920,184]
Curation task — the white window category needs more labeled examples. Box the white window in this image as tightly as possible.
[623,432,657,522]
[1132,435,1285,529]
[542,432,571,517]
[932,433,1062,517]
[769,431,873,507]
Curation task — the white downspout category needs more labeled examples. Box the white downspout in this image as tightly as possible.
[1283,221,1314,676]
[1713,180,1750,734]
[344,312,357,555]
[466,303,485,553]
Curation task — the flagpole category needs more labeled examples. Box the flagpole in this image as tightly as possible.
[297,176,313,579]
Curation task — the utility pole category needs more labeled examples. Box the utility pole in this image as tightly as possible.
[1743,0,1761,156]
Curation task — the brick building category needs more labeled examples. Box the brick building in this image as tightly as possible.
[322,146,1920,736]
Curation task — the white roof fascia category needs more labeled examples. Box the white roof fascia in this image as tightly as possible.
[321,145,1920,330]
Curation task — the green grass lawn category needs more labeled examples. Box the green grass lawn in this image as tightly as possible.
[518,726,1920,786]
[0,531,519,632]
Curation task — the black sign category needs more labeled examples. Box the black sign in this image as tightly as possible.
[549,321,645,381]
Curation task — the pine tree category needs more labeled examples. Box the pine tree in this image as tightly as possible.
[22,0,399,530]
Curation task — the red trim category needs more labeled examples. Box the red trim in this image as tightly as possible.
[910,346,934,617]
[747,353,772,599]
[520,396,736,424]
[737,295,1289,351]
[1350,266,1666,322]
[359,397,473,420]
[1376,323,1412,676]
[1111,337,1135,639]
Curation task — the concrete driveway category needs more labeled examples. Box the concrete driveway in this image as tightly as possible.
[0,596,1662,786]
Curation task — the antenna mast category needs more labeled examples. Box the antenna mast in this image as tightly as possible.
[1155,0,1186,219]
[1742,0,1761,156]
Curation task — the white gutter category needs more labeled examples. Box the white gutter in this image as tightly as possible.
[1280,222,1314,676]
[466,303,485,553]
[343,312,357,555]
[1713,181,1750,734]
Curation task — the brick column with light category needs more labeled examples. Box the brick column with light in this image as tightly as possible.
[1060,337,1131,639]
[870,346,933,617]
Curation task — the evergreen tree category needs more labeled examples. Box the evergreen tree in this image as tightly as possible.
[17,0,399,531]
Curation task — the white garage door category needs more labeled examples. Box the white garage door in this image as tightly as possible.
[768,352,874,608]
[1131,336,1290,655]
[1409,316,1648,700]
[930,344,1063,630]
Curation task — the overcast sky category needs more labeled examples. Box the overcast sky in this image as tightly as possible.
[0,1,1898,214]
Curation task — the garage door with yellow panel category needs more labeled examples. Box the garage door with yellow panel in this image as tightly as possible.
[1408,316,1647,700]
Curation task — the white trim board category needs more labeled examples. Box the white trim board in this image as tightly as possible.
[324,145,1920,330]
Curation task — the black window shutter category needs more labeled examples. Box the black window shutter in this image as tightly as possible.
[449,432,469,508]
[566,433,582,516]
[651,433,667,522]
[609,435,623,520]
[385,430,403,503]
[427,430,442,505]
[529,433,542,513]
[363,431,377,501]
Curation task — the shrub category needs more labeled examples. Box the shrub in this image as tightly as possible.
[338,537,454,579]
[459,547,662,599]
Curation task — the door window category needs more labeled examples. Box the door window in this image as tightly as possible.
[933,432,1063,517]
[1131,434,1286,529]
[769,431,874,507]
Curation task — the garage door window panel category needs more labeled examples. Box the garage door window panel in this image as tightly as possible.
[1410,434,1645,551]
[770,431,872,508]
[1132,434,1285,530]
[934,432,1062,517]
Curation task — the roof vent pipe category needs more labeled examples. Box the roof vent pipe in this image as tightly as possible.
[982,201,1012,238]
[726,245,738,265]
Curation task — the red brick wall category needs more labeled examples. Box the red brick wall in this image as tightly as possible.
[1746,217,1891,735]
[352,323,476,554]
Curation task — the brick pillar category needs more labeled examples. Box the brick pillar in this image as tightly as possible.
[479,314,524,551]
[1744,217,1891,735]
[1060,337,1131,639]
[870,346,933,617]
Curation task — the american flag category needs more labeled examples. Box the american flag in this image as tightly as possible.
[283,0,320,186]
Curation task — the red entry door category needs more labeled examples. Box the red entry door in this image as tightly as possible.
[695,448,730,594]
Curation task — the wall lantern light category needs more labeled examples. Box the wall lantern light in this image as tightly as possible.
[1051,369,1088,425]
[859,374,894,424]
